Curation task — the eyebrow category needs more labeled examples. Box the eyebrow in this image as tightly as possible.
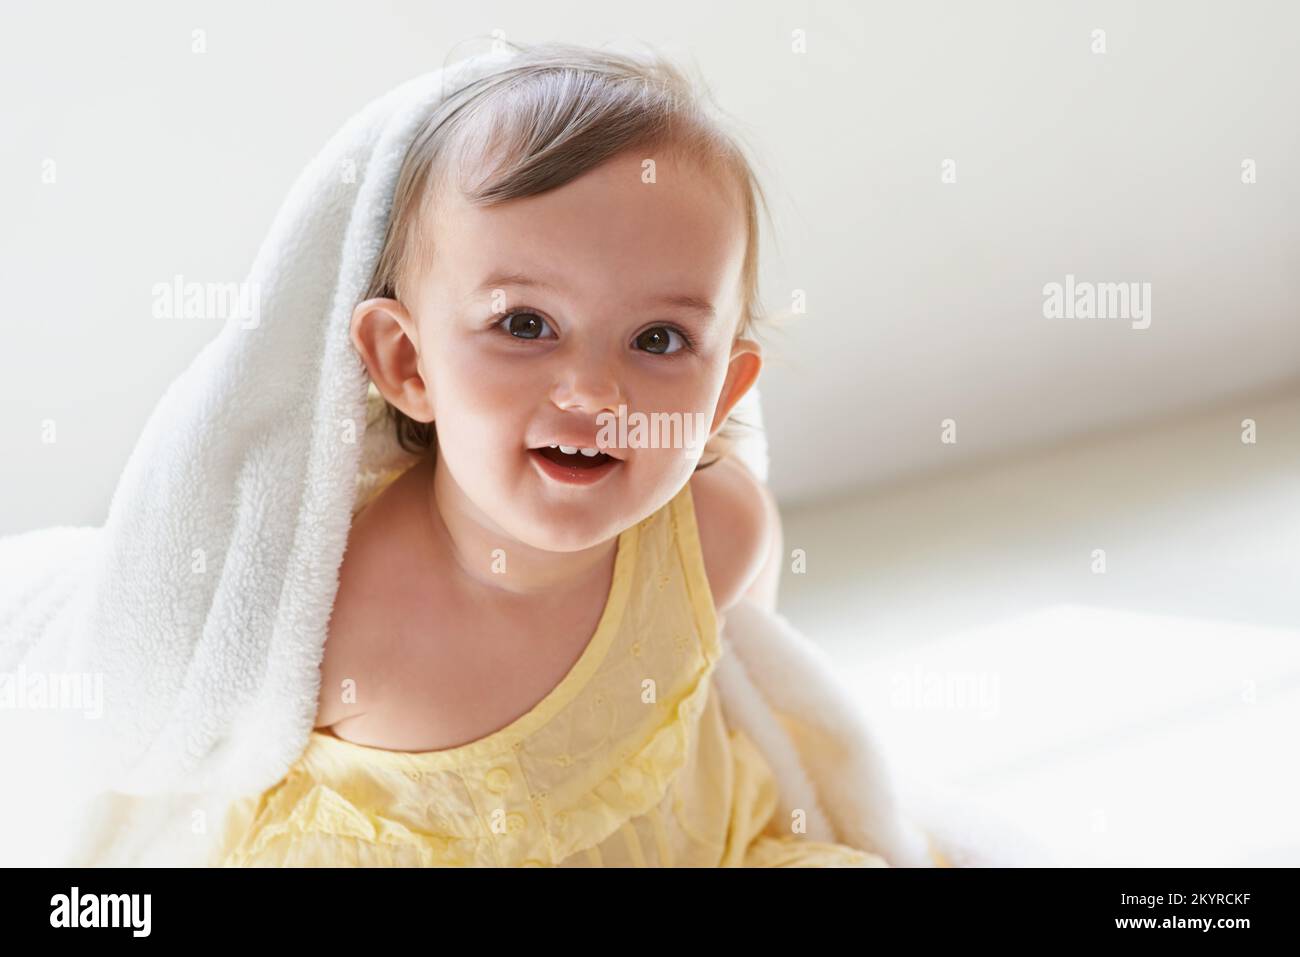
[472,271,717,319]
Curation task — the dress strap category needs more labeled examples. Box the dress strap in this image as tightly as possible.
[667,480,721,667]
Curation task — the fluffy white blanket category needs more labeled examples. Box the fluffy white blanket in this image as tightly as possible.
[0,50,1046,868]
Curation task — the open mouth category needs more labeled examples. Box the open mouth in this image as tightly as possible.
[531,445,616,469]
[527,444,622,485]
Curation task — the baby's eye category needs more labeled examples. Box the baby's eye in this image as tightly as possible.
[634,325,691,355]
[497,310,555,340]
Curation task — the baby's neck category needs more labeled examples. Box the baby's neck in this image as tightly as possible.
[424,455,619,600]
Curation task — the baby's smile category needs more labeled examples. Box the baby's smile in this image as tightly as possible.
[528,445,622,486]
[352,140,761,554]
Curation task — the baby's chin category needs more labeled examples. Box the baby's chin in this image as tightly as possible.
[507,509,627,554]
[502,486,640,553]
[517,479,694,553]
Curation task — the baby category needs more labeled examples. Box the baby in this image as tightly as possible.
[218,41,884,867]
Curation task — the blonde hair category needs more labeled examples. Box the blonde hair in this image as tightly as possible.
[361,39,775,470]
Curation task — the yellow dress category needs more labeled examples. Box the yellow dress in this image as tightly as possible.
[215,479,889,867]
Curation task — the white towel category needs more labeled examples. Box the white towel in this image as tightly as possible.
[0,49,1030,867]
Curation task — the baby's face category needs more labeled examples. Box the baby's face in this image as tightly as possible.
[407,148,759,552]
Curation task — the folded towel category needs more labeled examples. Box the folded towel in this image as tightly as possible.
[0,47,1017,868]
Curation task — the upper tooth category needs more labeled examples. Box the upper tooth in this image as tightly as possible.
[579,448,598,457]
[559,445,578,454]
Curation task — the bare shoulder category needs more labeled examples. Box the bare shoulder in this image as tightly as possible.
[314,473,421,730]
[316,532,384,730]
[688,454,775,614]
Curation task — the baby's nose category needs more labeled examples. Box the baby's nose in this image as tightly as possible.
[552,369,622,416]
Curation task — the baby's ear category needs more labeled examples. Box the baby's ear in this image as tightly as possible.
[710,337,763,435]
[350,297,434,422]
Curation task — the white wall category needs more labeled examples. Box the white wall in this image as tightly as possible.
[3,1,1298,529]
[778,388,1300,864]
[780,388,1300,648]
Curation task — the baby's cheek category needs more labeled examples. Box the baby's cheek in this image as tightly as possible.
[434,355,514,418]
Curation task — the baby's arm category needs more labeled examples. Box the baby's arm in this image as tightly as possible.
[690,454,782,615]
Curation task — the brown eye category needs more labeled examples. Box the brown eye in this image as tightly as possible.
[634,325,688,355]
[498,310,554,340]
